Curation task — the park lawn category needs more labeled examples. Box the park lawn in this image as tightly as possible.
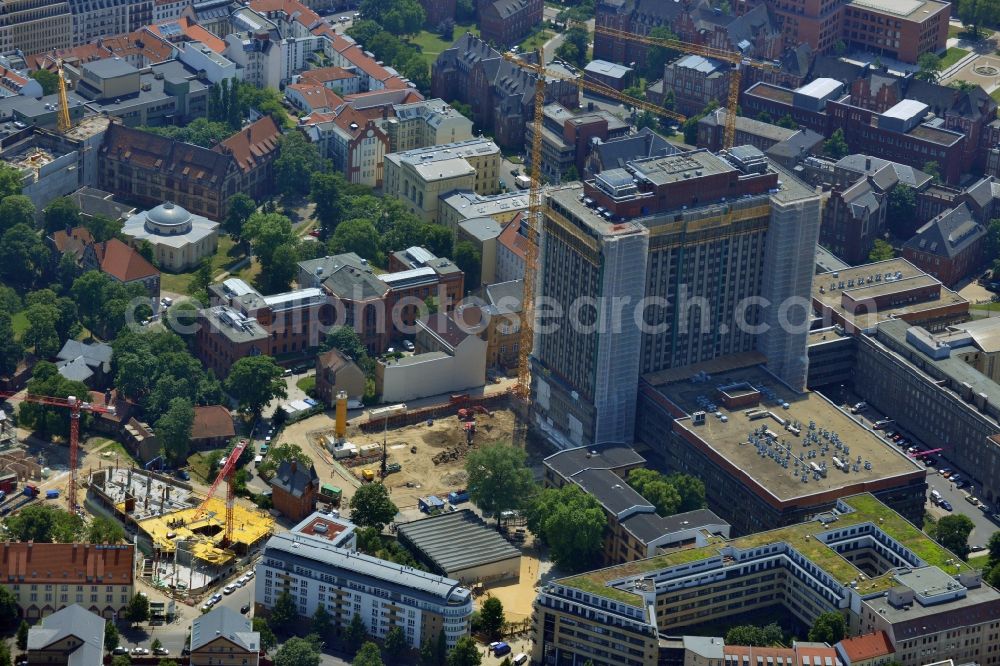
[410,23,479,65]
[296,376,316,394]
[159,236,244,295]
[10,310,27,341]
[940,47,970,69]
[519,28,554,55]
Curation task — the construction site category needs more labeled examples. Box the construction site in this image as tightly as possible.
[87,465,273,591]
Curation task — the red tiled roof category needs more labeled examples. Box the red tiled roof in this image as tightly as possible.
[191,405,235,441]
[28,28,174,65]
[497,213,531,260]
[87,390,133,425]
[300,66,356,84]
[50,226,95,260]
[149,17,227,54]
[0,543,135,583]
[215,116,281,174]
[248,0,322,28]
[95,238,159,283]
[287,82,344,112]
[838,632,895,662]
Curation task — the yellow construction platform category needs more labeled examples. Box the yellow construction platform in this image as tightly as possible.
[137,497,273,566]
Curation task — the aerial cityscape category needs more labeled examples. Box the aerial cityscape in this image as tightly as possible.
[3,0,1000,665]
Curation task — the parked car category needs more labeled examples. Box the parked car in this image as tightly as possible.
[113,647,128,655]
[241,604,251,614]
[153,647,169,656]
[940,500,953,511]
[131,647,149,656]
[223,585,236,594]
[966,495,980,505]
[245,571,255,579]
[402,340,415,352]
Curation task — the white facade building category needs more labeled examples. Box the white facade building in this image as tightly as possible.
[68,0,131,46]
[153,0,189,22]
[177,41,238,83]
[255,527,473,650]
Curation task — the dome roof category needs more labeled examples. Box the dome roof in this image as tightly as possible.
[146,202,192,227]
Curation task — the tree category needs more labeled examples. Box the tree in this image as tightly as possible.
[262,242,299,293]
[955,0,1000,37]
[105,621,120,653]
[869,239,895,262]
[465,443,536,528]
[353,642,385,666]
[127,593,150,625]
[270,590,298,631]
[886,185,917,238]
[224,192,257,240]
[776,114,797,129]
[923,160,942,183]
[808,611,846,643]
[253,617,277,651]
[384,625,407,661]
[225,356,287,416]
[16,619,28,650]
[0,195,35,234]
[420,637,437,666]
[344,613,368,654]
[29,68,59,95]
[0,312,23,378]
[0,224,48,288]
[644,26,681,80]
[311,171,345,233]
[557,26,589,67]
[312,604,333,638]
[0,163,22,201]
[44,197,81,233]
[151,638,162,654]
[82,213,123,242]
[988,530,1000,565]
[453,240,481,290]
[915,52,942,82]
[936,513,975,559]
[628,469,681,515]
[349,482,399,531]
[88,516,126,543]
[274,131,322,198]
[275,637,321,666]
[424,225,454,258]
[330,218,380,264]
[188,258,214,299]
[446,635,481,666]
[987,560,1000,588]
[111,656,131,666]
[479,597,504,639]
[525,484,605,571]
[17,362,90,438]
[243,212,296,269]
[823,128,850,159]
[155,398,194,465]
[667,473,706,512]
[724,623,783,647]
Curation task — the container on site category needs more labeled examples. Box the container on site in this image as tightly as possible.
[23,484,38,497]
[45,490,59,499]
[448,489,469,505]
[0,472,17,494]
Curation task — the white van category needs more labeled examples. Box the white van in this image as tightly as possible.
[513,654,528,665]
[930,489,942,504]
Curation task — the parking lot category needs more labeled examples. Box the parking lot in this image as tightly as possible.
[819,385,999,549]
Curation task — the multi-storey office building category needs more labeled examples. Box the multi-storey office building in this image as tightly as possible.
[636,360,927,535]
[0,0,72,55]
[533,494,1000,666]
[68,0,131,46]
[383,98,473,153]
[531,147,821,448]
[255,513,473,650]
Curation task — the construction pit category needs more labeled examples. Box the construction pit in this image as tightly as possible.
[88,467,273,586]
[303,407,520,510]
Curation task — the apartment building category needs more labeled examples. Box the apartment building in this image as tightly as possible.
[197,277,325,374]
[383,139,502,221]
[255,513,473,650]
[533,494,999,666]
[524,103,630,184]
[478,0,543,48]
[635,360,927,535]
[481,280,523,371]
[432,33,577,151]
[297,250,464,355]
[68,0,131,45]
[531,147,821,448]
[224,7,323,89]
[384,98,473,153]
[0,543,135,620]
[0,0,72,56]
[437,189,531,230]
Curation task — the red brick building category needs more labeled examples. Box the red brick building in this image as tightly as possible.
[418,0,456,28]
[214,116,281,202]
[190,405,236,449]
[478,0,542,48]
[903,204,987,287]
[270,459,319,522]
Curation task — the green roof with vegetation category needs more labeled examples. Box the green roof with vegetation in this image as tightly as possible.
[558,494,971,608]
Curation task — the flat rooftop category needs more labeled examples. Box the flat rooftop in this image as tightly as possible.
[813,257,967,330]
[847,0,950,18]
[746,83,796,105]
[907,123,963,146]
[560,493,973,607]
[631,150,736,187]
[652,364,925,503]
[440,189,531,220]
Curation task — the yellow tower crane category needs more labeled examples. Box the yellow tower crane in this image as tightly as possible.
[55,59,72,134]
[503,52,689,400]
[588,23,782,148]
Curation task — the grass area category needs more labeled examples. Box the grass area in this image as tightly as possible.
[187,448,226,485]
[518,29,554,56]
[561,493,972,607]
[86,437,138,465]
[159,236,244,295]
[409,23,479,65]
[940,47,970,69]
[296,376,316,394]
[10,310,26,341]
[974,300,1000,310]
[969,552,991,570]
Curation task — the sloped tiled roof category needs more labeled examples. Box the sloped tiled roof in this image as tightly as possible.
[215,115,281,174]
[191,606,259,652]
[27,604,105,666]
[50,226,95,261]
[837,631,895,662]
[271,459,319,498]
[149,17,227,54]
[905,203,985,259]
[102,123,234,185]
[95,238,159,282]
[191,405,235,441]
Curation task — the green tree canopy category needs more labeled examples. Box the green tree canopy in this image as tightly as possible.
[349,482,399,531]
[556,26,589,67]
[353,642,385,666]
[807,611,846,643]
[224,192,257,241]
[311,171,345,233]
[0,195,36,233]
[446,635,481,666]
[526,483,605,571]
[0,224,48,289]
[270,589,298,631]
[479,596,505,639]
[344,613,368,654]
[329,218,381,264]
[0,163,23,200]
[29,69,58,95]
[452,240,481,290]
[155,397,194,465]
[384,625,408,661]
[465,443,536,527]
[936,513,975,559]
[104,621,119,653]
[224,355,287,416]
[724,623,783,647]
[915,52,942,82]
[274,131,322,198]
[275,637,321,666]
[3,503,83,542]
[44,197,81,233]
[0,312,22,378]
[18,362,90,437]
[955,0,1000,37]
[88,516,127,544]
[243,212,295,270]
[886,185,917,238]
[127,593,150,625]
[823,128,850,159]
[253,617,277,651]
[869,239,895,262]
